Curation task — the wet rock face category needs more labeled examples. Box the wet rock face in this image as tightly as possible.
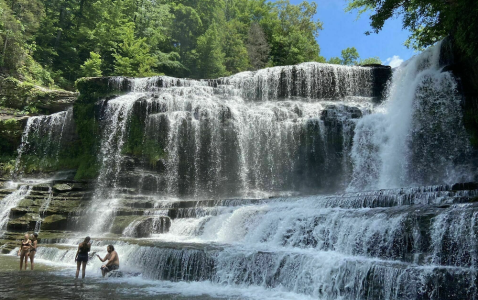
[122,216,171,238]
[0,77,77,113]
[128,217,153,238]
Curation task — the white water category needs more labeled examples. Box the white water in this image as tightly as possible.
[34,186,53,232]
[28,188,478,299]
[349,42,473,191]
[13,109,73,177]
[0,185,32,231]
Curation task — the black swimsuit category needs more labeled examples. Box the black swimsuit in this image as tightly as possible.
[21,240,31,253]
[77,244,90,263]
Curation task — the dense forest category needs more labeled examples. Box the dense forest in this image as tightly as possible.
[1,0,476,90]
[0,0,383,90]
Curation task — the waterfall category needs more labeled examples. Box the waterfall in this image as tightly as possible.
[3,42,478,300]
[349,41,473,191]
[0,185,32,233]
[86,63,376,205]
[34,186,53,233]
[13,109,74,177]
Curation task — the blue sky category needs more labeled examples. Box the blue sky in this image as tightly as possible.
[273,0,417,67]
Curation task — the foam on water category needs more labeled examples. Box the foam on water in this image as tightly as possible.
[349,42,473,191]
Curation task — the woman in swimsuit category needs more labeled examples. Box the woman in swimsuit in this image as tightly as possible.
[75,236,91,279]
[29,233,38,270]
[17,234,31,271]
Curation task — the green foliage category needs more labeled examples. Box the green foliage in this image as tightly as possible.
[346,0,478,61]
[113,24,157,77]
[341,47,359,66]
[358,57,382,65]
[268,0,324,66]
[81,52,103,77]
[1,0,332,86]
[328,47,381,66]
[196,22,227,78]
[328,57,342,65]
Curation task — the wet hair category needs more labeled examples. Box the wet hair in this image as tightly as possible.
[108,245,114,251]
[33,233,38,238]
[80,236,91,251]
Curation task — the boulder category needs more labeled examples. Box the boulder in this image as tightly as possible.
[152,216,171,234]
[53,183,72,192]
[124,217,154,238]
[40,214,68,230]
[120,216,171,238]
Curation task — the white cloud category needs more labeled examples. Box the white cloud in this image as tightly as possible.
[384,55,404,68]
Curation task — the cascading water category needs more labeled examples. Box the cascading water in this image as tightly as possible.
[0,185,32,233]
[3,41,478,300]
[13,108,74,177]
[34,186,53,233]
[349,41,473,191]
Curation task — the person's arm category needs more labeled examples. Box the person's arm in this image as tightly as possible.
[33,240,37,250]
[75,244,80,261]
[105,252,116,266]
[97,253,108,262]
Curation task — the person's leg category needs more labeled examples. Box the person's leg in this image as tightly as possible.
[81,261,87,279]
[101,266,106,277]
[19,252,24,271]
[23,252,28,270]
[29,252,35,270]
[76,260,81,278]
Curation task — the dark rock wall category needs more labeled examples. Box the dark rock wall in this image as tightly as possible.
[440,37,478,150]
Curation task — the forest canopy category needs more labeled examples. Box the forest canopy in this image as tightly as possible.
[0,0,328,88]
[0,0,389,89]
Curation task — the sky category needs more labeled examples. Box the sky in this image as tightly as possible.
[273,0,417,67]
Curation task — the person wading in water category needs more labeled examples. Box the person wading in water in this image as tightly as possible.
[97,245,119,277]
[29,233,38,270]
[74,236,91,279]
[17,234,31,270]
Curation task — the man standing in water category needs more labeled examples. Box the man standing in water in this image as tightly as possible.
[96,245,119,277]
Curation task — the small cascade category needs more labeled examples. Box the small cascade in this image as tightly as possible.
[13,109,74,177]
[349,41,474,191]
[219,62,385,101]
[0,185,32,232]
[34,186,53,232]
[88,78,162,233]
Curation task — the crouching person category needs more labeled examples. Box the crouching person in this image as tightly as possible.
[96,245,119,277]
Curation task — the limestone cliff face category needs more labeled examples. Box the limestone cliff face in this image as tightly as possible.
[0,77,78,179]
[0,77,77,113]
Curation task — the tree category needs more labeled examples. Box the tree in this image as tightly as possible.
[341,47,359,65]
[328,57,342,65]
[81,52,102,77]
[246,22,269,70]
[268,0,324,66]
[113,25,156,77]
[195,22,227,79]
[345,0,478,61]
[223,20,249,75]
[358,57,382,65]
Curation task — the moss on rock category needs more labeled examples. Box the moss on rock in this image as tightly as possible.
[41,215,68,231]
